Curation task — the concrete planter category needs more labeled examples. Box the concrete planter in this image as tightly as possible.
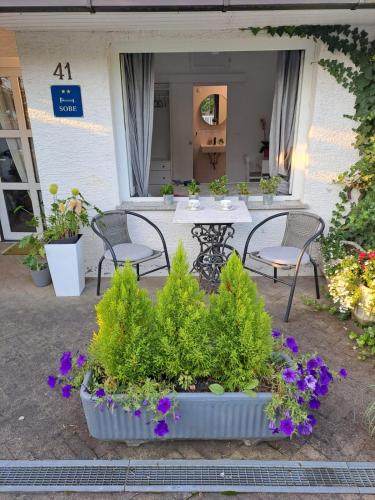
[80,372,280,443]
[45,234,85,297]
[353,285,375,326]
[31,266,51,287]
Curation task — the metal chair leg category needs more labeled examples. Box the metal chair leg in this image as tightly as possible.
[97,256,104,296]
[136,263,140,281]
[284,264,302,323]
[273,267,277,283]
[311,259,320,299]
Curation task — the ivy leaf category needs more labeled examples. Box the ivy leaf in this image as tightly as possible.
[243,389,257,397]
[208,383,225,395]
[243,379,259,397]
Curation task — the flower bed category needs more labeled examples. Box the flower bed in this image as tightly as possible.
[48,244,347,441]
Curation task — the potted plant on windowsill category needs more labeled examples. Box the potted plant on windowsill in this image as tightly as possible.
[236,182,250,204]
[18,233,51,287]
[187,179,200,200]
[47,244,347,444]
[43,184,101,297]
[160,184,174,205]
[209,175,229,201]
[259,176,282,206]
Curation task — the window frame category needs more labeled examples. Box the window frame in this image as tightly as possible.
[108,35,317,204]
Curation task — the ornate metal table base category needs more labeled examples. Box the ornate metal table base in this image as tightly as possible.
[191,223,235,288]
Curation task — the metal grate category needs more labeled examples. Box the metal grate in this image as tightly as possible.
[0,460,374,493]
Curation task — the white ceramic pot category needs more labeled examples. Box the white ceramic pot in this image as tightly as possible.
[263,194,274,206]
[45,234,85,297]
[353,285,375,326]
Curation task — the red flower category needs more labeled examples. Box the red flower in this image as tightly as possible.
[359,251,367,261]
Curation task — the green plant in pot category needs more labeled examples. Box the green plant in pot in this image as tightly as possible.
[43,184,101,297]
[160,184,174,205]
[236,182,250,204]
[209,175,229,201]
[187,179,200,199]
[18,232,51,287]
[259,176,282,205]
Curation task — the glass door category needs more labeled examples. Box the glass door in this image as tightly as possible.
[0,70,42,240]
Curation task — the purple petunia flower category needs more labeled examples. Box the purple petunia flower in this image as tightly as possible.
[339,368,348,378]
[297,421,313,436]
[308,397,320,410]
[47,375,57,389]
[95,388,105,398]
[59,351,72,376]
[157,397,172,414]
[305,375,317,390]
[307,414,317,427]
[307,358,319,371]
[76,354,87,368]
[173,413,182,422]
[296,378,307,392]
[154,419,169,437]
[142,399,149,406]
[282,368,297,384]
[315,384,328,396]
[268,421,279,434]
[284,337,299,353]
[315,357,324,367]
[272,330,281,338]
[133,409,142,417]
[297,396,305,406]
[107,396,113,406]
[280,417,295,437]
[61,384,72,399]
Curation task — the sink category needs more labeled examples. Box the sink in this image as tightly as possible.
[201,144,226,154]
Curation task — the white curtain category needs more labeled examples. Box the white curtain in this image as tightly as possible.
[0,78,28,183]
[121,54,154,197]
[269,50,302,194]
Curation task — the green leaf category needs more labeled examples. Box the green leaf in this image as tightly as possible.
[208,383,225,395]
[246,379,259,390]
[243,389,256,397]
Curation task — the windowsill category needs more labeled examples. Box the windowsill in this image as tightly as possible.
[120,199,308,212]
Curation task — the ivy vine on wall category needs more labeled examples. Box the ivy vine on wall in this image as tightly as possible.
[244,25,375,260]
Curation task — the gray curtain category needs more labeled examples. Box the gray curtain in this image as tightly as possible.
[121,54,154,197]
[269,50,302,194]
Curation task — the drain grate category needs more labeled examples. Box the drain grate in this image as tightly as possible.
[0,460,374,493]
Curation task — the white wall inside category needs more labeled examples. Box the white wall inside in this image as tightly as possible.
[153,51,277,184]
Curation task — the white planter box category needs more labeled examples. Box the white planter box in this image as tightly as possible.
[45,235,85,297]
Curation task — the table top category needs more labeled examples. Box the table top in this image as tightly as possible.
[173,198,252,224]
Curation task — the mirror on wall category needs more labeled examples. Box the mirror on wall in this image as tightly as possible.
[200,94,227,126]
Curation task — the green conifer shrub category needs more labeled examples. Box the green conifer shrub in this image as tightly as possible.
[208,253,272,391]
[89,262,158,385]
[155,242,212,382]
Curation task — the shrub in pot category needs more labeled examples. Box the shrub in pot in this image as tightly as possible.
[43,184,101,297]
[187,179,200,200]
[47,244,348,442]
[327,250,375,325]
[18,233,51,287]
[209,175,229,201]
[160,184,174,205]
[259,176,282,205]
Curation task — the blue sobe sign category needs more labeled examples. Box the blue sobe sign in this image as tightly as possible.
[51,85,83,117]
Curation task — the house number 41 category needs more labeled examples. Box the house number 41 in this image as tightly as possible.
[53,62,72,80]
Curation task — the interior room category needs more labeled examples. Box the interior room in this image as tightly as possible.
[122,50,303,198]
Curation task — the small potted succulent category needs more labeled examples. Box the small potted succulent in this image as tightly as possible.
[327,250,375,325]
[47,244,347,444]
[259,176,282,205]
[44,184,101,297]
[236,182,250,204]
[209,175,229,201]
[187,179,200,200]
[160,184,174,205]
[18,233,51,287]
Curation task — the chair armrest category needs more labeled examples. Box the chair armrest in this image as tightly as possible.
[242,212,289,264]
[125,211,170,269]
[91,218,118,266]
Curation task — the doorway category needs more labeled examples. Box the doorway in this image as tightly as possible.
[193,84,227,184]
[0,71,42,240]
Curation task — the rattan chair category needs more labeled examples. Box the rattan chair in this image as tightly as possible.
[91,210,170,295]
[242,211,325,322]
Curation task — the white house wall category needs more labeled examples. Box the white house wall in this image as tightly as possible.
[15,30,358,277]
